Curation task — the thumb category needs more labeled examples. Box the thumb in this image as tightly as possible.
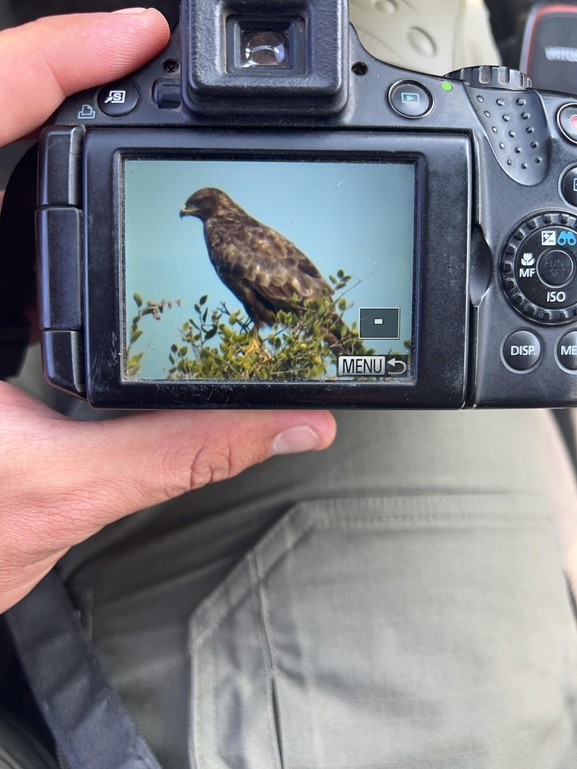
[0,10,171,145]
[0,382,336,607]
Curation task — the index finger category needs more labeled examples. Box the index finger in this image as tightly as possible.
[0,10,170,147]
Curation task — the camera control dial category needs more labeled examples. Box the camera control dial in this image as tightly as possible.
[501,212,577,324]
[445,66,530,91]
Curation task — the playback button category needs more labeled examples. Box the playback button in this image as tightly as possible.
[389,81,433,118]
[502,330,542,372]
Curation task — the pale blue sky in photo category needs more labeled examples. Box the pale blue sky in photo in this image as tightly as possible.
[124,159,415,380]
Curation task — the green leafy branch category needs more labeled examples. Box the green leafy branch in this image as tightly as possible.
[125,271,412,382]
[166,272,375,381]
[126,293,181,377]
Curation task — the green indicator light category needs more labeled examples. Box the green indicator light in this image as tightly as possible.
[442,81,454,92]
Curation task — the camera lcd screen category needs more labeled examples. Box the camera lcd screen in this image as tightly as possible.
[123,158,416,383]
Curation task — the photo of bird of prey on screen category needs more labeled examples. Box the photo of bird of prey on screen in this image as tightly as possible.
[123,159,415,383]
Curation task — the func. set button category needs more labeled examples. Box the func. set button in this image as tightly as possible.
[538,249,575,286]
[502,330,542,372]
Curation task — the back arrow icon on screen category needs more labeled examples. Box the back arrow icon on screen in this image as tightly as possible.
[387,359,408,375]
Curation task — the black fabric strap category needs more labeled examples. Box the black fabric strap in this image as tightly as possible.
[5,571,163,769]
[0,145,38,380]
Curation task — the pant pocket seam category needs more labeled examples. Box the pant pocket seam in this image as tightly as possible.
[254,548,288,769]
[191,493,553,647]
[188,492,557,769]
[250,551,284,769]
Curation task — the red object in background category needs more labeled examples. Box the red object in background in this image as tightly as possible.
[521,3,577,94]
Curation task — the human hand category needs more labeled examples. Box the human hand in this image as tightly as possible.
[0,11,337,614]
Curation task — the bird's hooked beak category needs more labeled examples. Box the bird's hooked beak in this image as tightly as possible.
[180,205,199,219]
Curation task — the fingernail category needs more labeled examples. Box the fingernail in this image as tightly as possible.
[113,7,149,13]
[270,426,320,456]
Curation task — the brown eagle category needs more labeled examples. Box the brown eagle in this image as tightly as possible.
[180,187,334,329]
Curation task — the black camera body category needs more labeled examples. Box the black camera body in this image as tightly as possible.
[37,0,577,409]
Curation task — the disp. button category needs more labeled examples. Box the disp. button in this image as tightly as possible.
[503,330,542,371]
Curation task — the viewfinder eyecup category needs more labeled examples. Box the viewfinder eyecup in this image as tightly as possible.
[181,0,349,115]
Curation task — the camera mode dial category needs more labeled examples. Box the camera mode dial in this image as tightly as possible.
[445,66,530,91]
[501,212,577,324]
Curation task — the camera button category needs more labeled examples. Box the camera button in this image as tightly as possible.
[502,330,542,372]
[389,81,432,118]
[537,249,575,287]
[98,83,140,117]
[561,165,577,208]
[558,104,577,144]
[557,331,577,371]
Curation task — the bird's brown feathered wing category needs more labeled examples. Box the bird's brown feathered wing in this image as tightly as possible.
[205,209,331,327]
[182,187,332,328]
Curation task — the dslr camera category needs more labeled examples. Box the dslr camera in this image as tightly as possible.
[36,0,577,408]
